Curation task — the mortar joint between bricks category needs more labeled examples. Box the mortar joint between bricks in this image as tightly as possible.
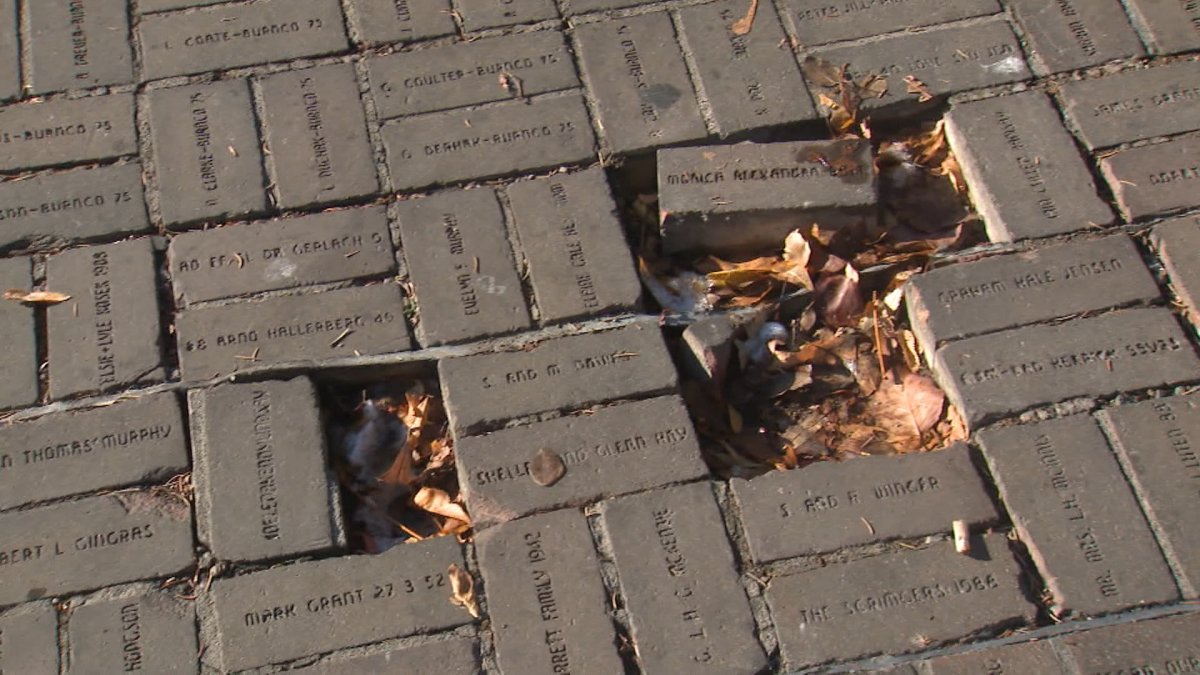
[582,506,642,675]
[349,52,395,196]
[667,6,720,137]
[493,183,543,324]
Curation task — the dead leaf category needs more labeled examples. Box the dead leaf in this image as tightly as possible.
[4,289,72,305]
[731,0,758,35]
[447,563,479,618]
[781,230,814,290]
[903,75,934,102]
[862,370,945,451]
[413,487,471,526]
[814,274,864,328]
[530,448,567,487]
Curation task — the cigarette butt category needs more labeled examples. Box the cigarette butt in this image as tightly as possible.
[953,519,970,554]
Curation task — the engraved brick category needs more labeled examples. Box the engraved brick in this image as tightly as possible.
[1122,0,1200,54]
[345,0,455,45]
[456,396,707,527]
[561,0,654,12]
[1099,395,1200,598]
[438,321,677,435]
[0,0,17,101]
[1059,613,1200,672]
[0,94,136,172]
[1059,61,1200,150]
[0,163,150,249]
[733,444,999,562]
[602,483,766,674]
[924,640,1067,674]
[767,534,1033,668]
[383,94,596,191]
[0,603,59,673]
[148,80,267,227]
[28,0,134,93]
[67,590,198,675]
[137,0,225,11]
[778,0,998,46]
[456,0,557,31]
[259,63,379,210]
[0,492,194,607]
[1100,135,1200,221]
[933,308,1200,428]
[504,167,641,322]
[574,13,707,154]
[168,206,395,305]
[0,393,188,512]
[658,139,875,253]
[189,378,344,562]
[945,91,1114,242]
[476,509,623,675]
[46,239,166,399]
[137,0,349,80]
[1152,215,1200,323]
[306,638,480,674]
[0,257,37,411]
[978,416,1178,616]
[396,187,528,346]
[208,536,468,671]
[905,236,1159,357]
[1009,0,1142,74]
[368,30,578,119]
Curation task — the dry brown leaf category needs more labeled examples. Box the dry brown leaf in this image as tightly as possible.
[730,0,758,35]
[4,289,72,305]
[814,274,864,328]
[859,75,889,99]
[413,486,471,526]
[903,75,934,102]
[781,230,814,290]
[863,370,945,451]
[447,563,479,618]
[530,448,566,487]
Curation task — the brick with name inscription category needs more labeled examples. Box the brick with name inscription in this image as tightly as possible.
[67,590,198,675]
[0,257,37,411]
[767,534,1033,668]
[259,63,379,210]
[505,167,642,322]
[0,603,58,673]
[439,321,677,435]
[1099,395,1200,598]
[602,483,766,674]
[1122,0,1200,54]
[208,536,468,671]
[137,0,225,12]
[1100,134,1200,221]
[396,187,529,346]
[383,94,596,191]
[732,444,998,562]
[658,139,875,253]
[978,415,1178,616]
[945,91,1114,242]
[0,393,188,512]
[304,638,480,674]
[168,205,395,304]
[346,0,454,45]
[924,640,1067,674]
[1060,61,1200,150]
[0,492,194,607]
[1059,613,1200,673]
[457,396,707,527]
[456,0,557,31]
[905,235,1159,357]
[28,0,134,93]
[778,0,998,46]
[368,30,578,119]
[0,94,136,172]
[0,162,150,249]
[190,378,344,562]
[477,508,623,675]
[137,0,349,80]
[933,308,1200,428]
[1009,0,1142,74]
[574,13,707,154]
[560,0,655,13]
[46,239,166,399]
[148,80,267,227]
[0,0,17,101]
[1152,215,1200,324]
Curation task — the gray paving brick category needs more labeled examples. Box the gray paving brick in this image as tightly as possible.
[369,30,578,119]
[1122,0,1200,55]
[1059,61,1200,150]
[905,235,1159,357]
[1152,215,1200,323]
[396,187,528,346]
[305,638,480,673]
[439,321,677,435]
[0,0,17,102]
[346,0,455,45]
[561,0,653,13]
[175,283,412,381]
[208,536,468,671]
[978,416,1178,616]
[945,91,1114,242]
[1060,612,1200,673]
[1100,135,1200,221]
[933,308,1200,428]
[456,0,557,31]
[767,534,1033,668]
[0,163,150,249]
[677,1,814,137]
[259,63,379,210]
[924,640,1067,674]
[658,139,875,253]
[456,396,707,527]
[67,590,198,675]
[0,492,194,607]
[137,0,349,80]
[778,0,998,46]
[137,0,225,11]
[0,94,136,172]
[1009,0,1142,74]
[574,13,707,154]
[46,239,166,399]
[476,508,623,675]
[1099,395,1200,598]
[168,205,395,305]
[27,0,134,94]
[602,482,766,674]
[0,603,59,673]
[0,257,37,412]
[383,94,596,191]
[0,392,188,512]
[733,444,998,562]
[505,167,641,322]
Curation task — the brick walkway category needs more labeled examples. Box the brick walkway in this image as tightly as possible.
[1,1,1198,673]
